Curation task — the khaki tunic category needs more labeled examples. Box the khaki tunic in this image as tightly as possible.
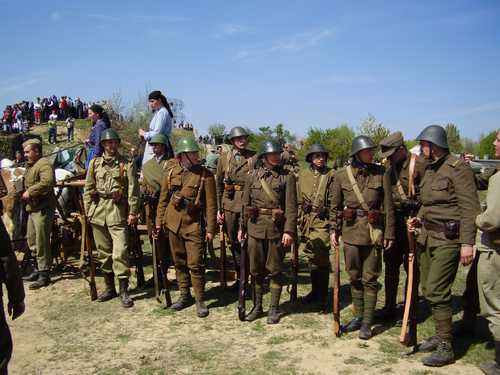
[241,165,297,286]
[141,156,169,236]
[24,157,56,272]
[83,154,139,278]
[155,161,217,298]
[297,166,334,269]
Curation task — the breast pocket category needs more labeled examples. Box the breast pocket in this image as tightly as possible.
[431,178,450,203]
[366,180,382,206]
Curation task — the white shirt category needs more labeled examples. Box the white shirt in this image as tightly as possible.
[141,106,172,168]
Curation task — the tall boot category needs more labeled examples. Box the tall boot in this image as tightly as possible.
[301,270,319,304]
[480,341,500,375]
[267,287,282,324]
[344,287,363,332]
[23,257,39,281]
[97,273,117,302]
[171,289,194,311]
[360,290,377,340]
[375,275,398,322]
[29,270,50,290]
[118,278,134,308]
[246,284,264,321]
[422,307,455,366]
[317,268,330,313]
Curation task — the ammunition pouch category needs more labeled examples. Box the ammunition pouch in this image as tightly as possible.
[367,210,381,226]
[172,192,199,216]
[271,208,285,226]
[444,220,460,240]
[246,207,259,222]
[343,208,355,224]
[172,193,185,210]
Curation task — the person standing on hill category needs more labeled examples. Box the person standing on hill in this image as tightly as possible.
[139,90,174,168]
[85,104,111,168]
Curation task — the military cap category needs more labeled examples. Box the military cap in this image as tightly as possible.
[379,132,404,159]
[258,140,283,158]
[305,143,329,162]
[175,137,200,155]
[149,134,168,145]
[416,125,449,149]
[22,138,41,149]
[350,135,376,156]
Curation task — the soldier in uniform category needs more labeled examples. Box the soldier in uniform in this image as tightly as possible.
[330,136,395,339]
[155,137,217,318]
[298,144,334,310]
[238,141,298,324]
[216,126,256,289]
[476,129,500,375]
[376,132,427,321]
[1,183,25,375]
[21,138,56,289]
[83,128,140,308]
[408,125,480,366]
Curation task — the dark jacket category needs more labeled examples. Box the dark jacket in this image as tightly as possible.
[88,119,108,157]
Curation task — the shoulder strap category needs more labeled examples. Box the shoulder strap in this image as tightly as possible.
[408,153,417,198]
[346,165,369,211]
[312,173,328,208]
[259,177,278,205]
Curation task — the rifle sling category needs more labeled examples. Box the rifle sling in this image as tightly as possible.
[259,177,278,206]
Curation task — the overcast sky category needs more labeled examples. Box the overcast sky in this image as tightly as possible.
[1,0,499,139]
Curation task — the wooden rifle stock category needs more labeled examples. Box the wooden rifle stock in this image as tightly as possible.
[153,236,172,307]
[219,224,227,288]
[79,215,97,300]
[333,243,341,337]
[238,238,247,321]
[130,225,145,288]
[400,223,417,346]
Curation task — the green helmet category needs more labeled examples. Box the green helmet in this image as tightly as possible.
[258,140,283,158]
[350,135,376,156]
[175,137,200,155]
[416,125,449,149]
[228,126,250,141]
[305,143,329,162]
[149,134,168,145]
[100,128,120,143]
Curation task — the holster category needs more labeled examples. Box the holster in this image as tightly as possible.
[343,208,355,224]
[172,193,185,211]
[444,220,460,240]
[367,210,381,225]
[271,208,285,225]
[247,207,259,222]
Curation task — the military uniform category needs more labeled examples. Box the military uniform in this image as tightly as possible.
[156,137,217,317]
[415,125,481,366]
[216,128,256,284]
[298,144,334,307]
[476,167,500,374]
[240,141,298,324]
[1,199,25,375]
[330,136,395,339]
[83,129,140,308]
[379,132,427,318]
[23,138,56,289]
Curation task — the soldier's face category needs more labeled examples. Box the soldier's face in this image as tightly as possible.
[357,148,374,164]
[231,136,248,149]
[24,145,40,162]
[264,152,281,166]
[180,152,200,166]
[494,131,500,158]
[311,153,326,168]
[151,143,166,157]
[103,140,119,155]
[420,141,431,158]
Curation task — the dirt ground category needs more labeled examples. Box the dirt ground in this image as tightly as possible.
[8,239,490,375]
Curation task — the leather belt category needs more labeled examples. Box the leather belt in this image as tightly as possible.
[423,220,445,233]
[224,184,244,191]
[258,208,283,215]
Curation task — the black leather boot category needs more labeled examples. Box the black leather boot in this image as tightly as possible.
[421,340,455,367]
[29,270,50,290]
[97,273,117,302]
[171,291,194,311]
[118,278,134,308]
[267,287,282,324]
[246,284,264,321]
[23,257,39,281]
[195,300,209,318]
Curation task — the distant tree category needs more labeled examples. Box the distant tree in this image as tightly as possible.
[478,131,498,159]
[404,139,419,152]
[248,124,295,151]
[461,137,479,156]
[302,124,355,166]
[445,123,462,154]
[208,123,226,144]
[358,114,390,145]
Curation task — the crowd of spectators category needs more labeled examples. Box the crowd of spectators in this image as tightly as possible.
[2,95,90,134]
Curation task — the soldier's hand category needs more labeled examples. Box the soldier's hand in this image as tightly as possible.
[8,301,25,320]
[383,239,394,250]
[460,244,474,266]
[463,153,474,163]
[330,232,339,247]
[282,233,293,247]
[21,191,30,201]
[206,232,214,242]
[406,217,421,233]
[153,226,161,239]
[217,211,225,225]
[237,229,247,242]
[127,214,137,226]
